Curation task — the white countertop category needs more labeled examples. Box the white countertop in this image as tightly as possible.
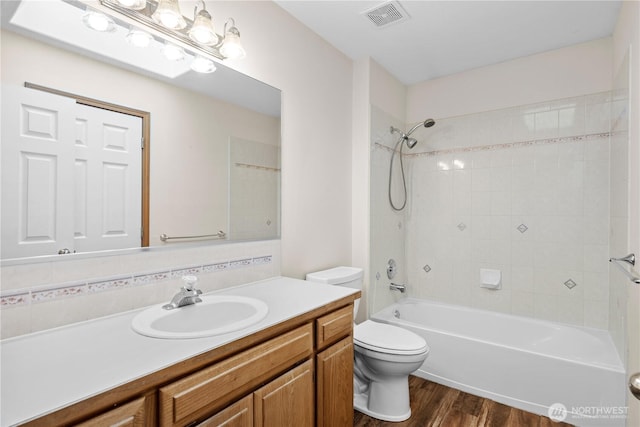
[0,276,359,426]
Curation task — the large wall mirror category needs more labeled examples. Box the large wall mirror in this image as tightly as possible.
[1,0,281,263]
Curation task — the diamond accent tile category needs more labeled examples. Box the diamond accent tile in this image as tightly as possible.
[517,224,529,233]
[457,222,467,231]
[564,279,578,289]
[423,264,431,273]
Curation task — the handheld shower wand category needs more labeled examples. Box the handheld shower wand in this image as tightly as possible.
[388,118,436,211]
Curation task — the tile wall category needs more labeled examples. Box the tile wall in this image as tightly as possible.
[609,54,630,360]
[229,137,281,240]
[374,92,616,329]
[0,239,280,339]
[369,106,409,315]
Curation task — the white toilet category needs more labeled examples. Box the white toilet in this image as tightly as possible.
[306,266,429,422]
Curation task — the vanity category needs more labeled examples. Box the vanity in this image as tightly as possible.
[0,277,359,426]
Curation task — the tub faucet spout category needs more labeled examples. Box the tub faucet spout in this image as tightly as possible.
[389,283,406,293]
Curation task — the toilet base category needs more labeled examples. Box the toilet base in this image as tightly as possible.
[353,384,411,422]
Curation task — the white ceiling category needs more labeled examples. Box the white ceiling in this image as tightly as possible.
[275,0,622,85]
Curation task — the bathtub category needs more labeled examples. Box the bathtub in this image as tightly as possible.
[372,298,626,426]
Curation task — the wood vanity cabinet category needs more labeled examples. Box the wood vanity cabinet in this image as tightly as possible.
[189,305,355,427]
[163,306,354,427]
[27,302,356,427]
[315,306,354,427]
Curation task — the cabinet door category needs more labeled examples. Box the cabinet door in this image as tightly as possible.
[316,337,354,427]
[159,324,313,426]
[253,359,314,427]
[197,395,253,427]
[75,395,154,427]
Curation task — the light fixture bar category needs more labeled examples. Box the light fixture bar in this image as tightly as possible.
[98,0,225,60]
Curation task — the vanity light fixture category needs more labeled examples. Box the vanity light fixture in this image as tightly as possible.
[83,11,116,32]
[83,0,246,73]
[99,0,245,61]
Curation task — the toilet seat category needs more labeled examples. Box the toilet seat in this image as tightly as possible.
[354,320,428,355]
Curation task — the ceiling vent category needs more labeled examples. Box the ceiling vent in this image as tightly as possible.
[361,1,410,28]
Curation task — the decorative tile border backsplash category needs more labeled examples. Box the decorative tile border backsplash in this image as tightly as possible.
[0,255,273,308]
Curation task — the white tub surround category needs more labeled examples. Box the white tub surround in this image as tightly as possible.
[373,298,626,427]
[0,277,359,427]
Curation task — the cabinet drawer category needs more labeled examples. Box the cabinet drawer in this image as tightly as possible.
[75,394,155,427]
[316,305,352,349]
[159,323,313,427]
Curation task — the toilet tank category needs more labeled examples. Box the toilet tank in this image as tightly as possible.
[305,266,363,289]
[306,267,363,321]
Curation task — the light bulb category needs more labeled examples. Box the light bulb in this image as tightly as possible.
[190,56,216,73]
[188,10,217,45]
[162,43,185,61]
[83,12,116,32]
[126,29,152,48]
[219,26,245,59]
[152,0,186,29]
[115,0,146,10]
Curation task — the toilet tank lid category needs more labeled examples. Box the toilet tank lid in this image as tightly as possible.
[306,266,363,284]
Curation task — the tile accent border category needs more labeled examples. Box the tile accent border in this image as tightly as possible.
[373,132,610,157]
[0,255,273,308]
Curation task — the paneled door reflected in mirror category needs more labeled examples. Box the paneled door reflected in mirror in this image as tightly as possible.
[1,85,145,259]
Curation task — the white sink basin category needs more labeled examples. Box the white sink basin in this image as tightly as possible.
[131,295,269,339]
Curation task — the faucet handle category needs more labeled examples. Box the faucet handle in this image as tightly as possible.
[182,275,199,291]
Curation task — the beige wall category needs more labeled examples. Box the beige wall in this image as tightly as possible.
[218,2,354,279]
[407,37,613,121]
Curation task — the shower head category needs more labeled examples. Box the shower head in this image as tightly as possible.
[406,118,437,136]
[405,138,418,149]
[389,118,436,150]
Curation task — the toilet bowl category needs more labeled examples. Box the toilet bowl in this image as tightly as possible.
[306,266,430,422]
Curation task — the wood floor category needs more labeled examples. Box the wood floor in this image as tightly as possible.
[353,376,573,427]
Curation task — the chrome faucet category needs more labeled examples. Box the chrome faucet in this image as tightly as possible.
[389,283,406,293]
[163,275,203,310]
